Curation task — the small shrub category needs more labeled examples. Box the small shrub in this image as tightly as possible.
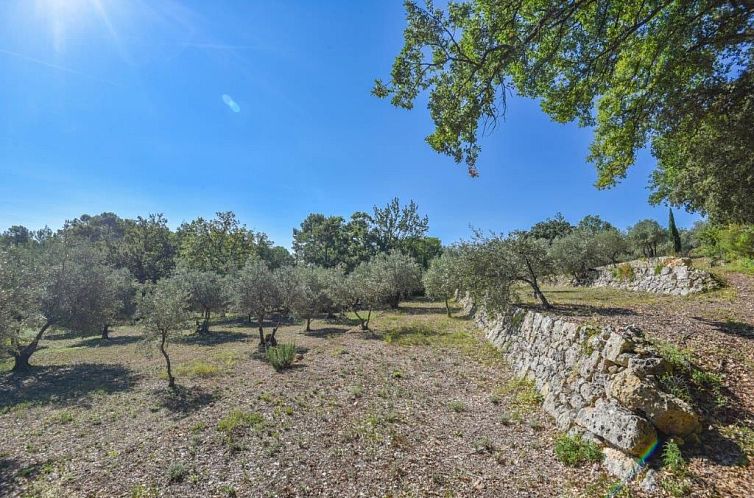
[613,263,635,281]
[391,369,403,379]
[662,439,686,474]
[472,436,496,454]
[266,343,296,371]
[190,421,207,433]
[53,411,74,425]
[554,434,603,466]
[448,400,466,413]
[654,262,665,275]
[167,461,187,483]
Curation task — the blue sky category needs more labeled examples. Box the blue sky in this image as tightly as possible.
[0,0,699,248]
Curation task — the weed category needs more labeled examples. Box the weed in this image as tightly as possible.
[190,421,207,433]
[472,436,496,454]
[167,461,187,483]
[348,385,364,398]
[217,410,265,443]
[267,343,296,371]
[662,439,686,474]
[613,263,635,281]
[554,434,603,466]
[391,369,403,379]
[448,400,466,413]
[659,373,692,403]
[52,411,74,425]
[130,484,159,498]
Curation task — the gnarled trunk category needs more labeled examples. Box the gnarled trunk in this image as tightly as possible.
[101,324,110,340]
[13,322,51,372]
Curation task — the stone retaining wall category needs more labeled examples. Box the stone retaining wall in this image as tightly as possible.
[465,299,700,474]
[587,257,719,296]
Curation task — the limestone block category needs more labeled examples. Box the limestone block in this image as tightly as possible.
[575,400,657,457]
[608,370,700,436]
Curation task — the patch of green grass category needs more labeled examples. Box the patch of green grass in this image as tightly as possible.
[448,400,466,413]
[130,484,159,498]
[51,410,74,425]
[391,369,403,379]
[174,360,220,378]
[659,373,692,403]
[190,421,207,433]
[266,343,296,371]
[495,378,543,411]
[216,410,265,438]
[554,434,603,466]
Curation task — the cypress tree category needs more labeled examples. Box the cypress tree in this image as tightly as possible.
[668,208,682,255]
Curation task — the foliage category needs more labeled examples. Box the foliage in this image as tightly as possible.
[286,266,336,331]
[0,246,41,360]
[593,229,629,265]
[453,231,554,311]
[662,439,687,474]
[266,343,297,371]
[139,277,191,388]
[176,211,269,275]
[627,220,667,258]
[167,462,187,483]
[612,263,635,282]
[548,230,603,280]
[375,1,754,221]
[230,258,288,346]
[554,434,603,467]
[529,213,573,244]
[365,251,423,308]
[292,213,351,268]
[117,214,176,284]
[371,197,429,253]
[423,250,461,316]
[173,267,229,334]
[668,209,683,255]
[216,410,265,439]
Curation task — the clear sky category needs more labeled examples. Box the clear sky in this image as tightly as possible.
[0,0,699,248]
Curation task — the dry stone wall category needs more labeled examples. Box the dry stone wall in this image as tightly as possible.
[587,257,719,296]
[464,299,701,474]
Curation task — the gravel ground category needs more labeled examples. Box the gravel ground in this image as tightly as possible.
[0,302,609,497]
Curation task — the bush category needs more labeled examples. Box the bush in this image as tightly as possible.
[167,461,188,483]
[266,343,297,371]
[554,434,603,466]
[217,410,265,436]
[612,263,635,281]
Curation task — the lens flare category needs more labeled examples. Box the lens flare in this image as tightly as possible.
[222,94,240,113]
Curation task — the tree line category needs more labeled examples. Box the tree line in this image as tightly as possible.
[0,199,430,381]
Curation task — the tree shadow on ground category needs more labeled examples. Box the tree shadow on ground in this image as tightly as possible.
[152,385,220,419]
[176,330,250,346]
[302,327,349,339]
[43,329,81,341]
[73,335,142,348]
[692,317,754,339]
[0,363,137,410]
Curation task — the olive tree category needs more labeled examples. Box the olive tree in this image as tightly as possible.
[455,231,554,312]
[173,268,228,334]
[139,278,191,389]
[593,229,629,265]
[367,251,423,309]
[101,268,138,340]
[628,220,667,258]
[0,247,41,368]
[287,266,335,332]
[10,242,123,371]
[422,250,460,316]
[232,258,283,348]
[549,232,602,281]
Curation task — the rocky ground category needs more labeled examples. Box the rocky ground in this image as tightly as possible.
[1,302,611,498]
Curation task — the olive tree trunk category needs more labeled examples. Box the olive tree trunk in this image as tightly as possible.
[12,322,51,372]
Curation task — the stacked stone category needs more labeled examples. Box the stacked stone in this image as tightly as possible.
[589,257,719,296]
[472,304,700,477]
